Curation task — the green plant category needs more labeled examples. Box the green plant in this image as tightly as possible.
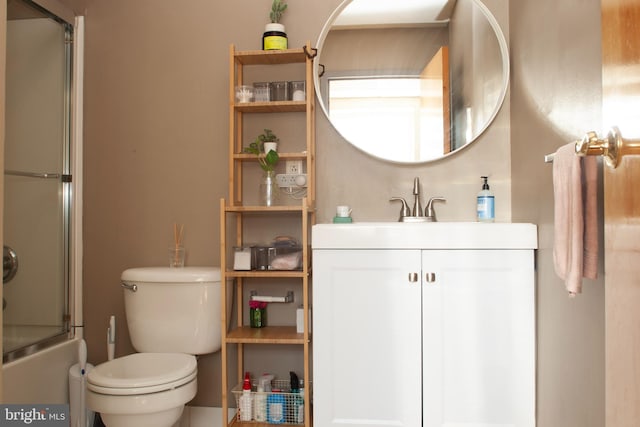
[270,0,287,23]
[243,129,280,172]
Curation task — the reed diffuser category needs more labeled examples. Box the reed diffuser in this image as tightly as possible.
[170,223,185,268]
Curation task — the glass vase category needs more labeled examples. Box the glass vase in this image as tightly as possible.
[260,170,278,206]
[250,307,267,328]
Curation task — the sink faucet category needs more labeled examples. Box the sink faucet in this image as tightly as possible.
[412,177,423,217]
[390,177,446,222]
[425,197,446,222]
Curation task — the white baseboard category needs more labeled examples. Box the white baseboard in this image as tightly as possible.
[183,406,235,427]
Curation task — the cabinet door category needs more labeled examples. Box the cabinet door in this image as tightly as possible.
[313,249,423,427]
[422,250,535,427]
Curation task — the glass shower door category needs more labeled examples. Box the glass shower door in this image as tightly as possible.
[3,0,73,361]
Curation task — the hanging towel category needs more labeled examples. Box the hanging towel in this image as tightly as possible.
[552,142,598,296]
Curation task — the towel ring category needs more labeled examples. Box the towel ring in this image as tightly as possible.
[575,127,640,168]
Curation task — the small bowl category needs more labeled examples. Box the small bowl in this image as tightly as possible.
[235,85,254,103]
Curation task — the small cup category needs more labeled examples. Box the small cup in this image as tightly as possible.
[169,246,185,268]
[336,205,352,217]
[263,142,278,154]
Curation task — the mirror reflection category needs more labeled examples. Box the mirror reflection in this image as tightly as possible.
[314,0,509,163]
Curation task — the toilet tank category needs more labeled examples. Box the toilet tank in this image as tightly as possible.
[122,267,221,355]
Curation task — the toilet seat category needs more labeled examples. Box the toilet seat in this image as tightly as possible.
[87,353,197,396]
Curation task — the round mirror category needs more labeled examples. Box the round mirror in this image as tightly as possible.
[314,0,509,164]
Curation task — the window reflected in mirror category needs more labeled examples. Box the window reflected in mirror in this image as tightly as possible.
[327,46,451,162]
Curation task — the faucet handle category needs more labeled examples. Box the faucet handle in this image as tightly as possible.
[390,197,410,222]
[425,197,446,222]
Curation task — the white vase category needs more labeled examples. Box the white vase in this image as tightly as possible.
[263,142,278,154]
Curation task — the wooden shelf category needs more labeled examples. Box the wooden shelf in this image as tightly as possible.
[234,101,306,113]
[233,152,309,161]
[234,47,307,65]
[224,205,313,213]
[226,326,308,344]
[225,269,307,279]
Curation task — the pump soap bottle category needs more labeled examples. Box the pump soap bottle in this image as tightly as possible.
[477,176,495,222]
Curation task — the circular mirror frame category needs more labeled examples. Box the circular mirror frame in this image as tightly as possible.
[314,0,510,164]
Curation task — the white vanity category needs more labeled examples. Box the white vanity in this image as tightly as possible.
[312,222,537,427]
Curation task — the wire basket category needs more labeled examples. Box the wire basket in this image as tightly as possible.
[232,379,305,424]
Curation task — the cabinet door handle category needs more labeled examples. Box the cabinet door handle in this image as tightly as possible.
[408,272,419,283]
[425,272,436,283]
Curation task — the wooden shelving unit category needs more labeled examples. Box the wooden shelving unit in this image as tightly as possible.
[220,43,315,427]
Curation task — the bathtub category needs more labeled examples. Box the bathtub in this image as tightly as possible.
[3,337,79,404]
[3,324,66,356]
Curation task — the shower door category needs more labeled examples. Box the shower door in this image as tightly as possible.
[3,0,73,362]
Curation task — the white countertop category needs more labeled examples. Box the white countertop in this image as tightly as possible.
[312,222,538,250]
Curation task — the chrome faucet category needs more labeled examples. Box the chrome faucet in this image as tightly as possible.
[425,197,446,222]
[389,197,411,221]
[390,177,446,222]
[412,177,423,217]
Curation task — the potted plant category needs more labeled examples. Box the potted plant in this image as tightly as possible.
[263,0,288,50]
[243,129,280,206]
[243,129,280,171]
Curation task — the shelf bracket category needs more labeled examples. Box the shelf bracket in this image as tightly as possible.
[303,45,318,60]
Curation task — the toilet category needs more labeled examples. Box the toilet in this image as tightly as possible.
[86,267,222,427]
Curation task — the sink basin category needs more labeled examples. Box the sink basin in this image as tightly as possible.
[312,222,538,250]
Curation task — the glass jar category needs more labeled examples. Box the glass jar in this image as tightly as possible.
[270,81,289,101]
[250,307,267,328]
[263,23,288,50]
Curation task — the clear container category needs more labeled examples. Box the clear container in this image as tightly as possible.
[290,81,306,101]
[235,85,254,103]
[270,81,289,101]
[253,82,271,102]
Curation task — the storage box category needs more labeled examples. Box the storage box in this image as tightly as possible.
[252,246,302,270]
[232,379,305,424]
[270,81,289,101]
[289,80,306,101]
[233,247,255,270]
[253,82,271,102]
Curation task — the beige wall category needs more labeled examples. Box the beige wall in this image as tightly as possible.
[46,0,604,422]
[510,1,605,426]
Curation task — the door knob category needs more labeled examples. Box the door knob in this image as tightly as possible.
[425,272,436,283]
[575,127,640,168]
[408,272,419,283]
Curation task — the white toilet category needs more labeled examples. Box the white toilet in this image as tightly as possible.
[86,267,222,427]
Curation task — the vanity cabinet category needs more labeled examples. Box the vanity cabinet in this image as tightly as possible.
[312,223,536,427]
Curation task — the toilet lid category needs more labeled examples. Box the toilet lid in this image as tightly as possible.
[87,353,197,396]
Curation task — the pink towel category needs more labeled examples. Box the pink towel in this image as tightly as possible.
[553,142,598,296]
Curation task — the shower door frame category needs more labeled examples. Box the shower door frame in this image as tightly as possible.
[3,0,83,364]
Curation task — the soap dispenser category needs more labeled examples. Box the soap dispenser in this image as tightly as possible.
[477,176,495,222]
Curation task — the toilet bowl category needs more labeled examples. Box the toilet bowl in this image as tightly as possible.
[87,267,221,427]
[87,353,197,427]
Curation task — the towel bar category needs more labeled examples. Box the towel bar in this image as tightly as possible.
[575,127,640,168]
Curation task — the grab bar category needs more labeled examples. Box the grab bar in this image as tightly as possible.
[5,170,61,179]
